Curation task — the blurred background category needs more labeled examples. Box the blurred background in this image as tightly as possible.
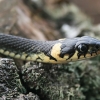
[0,0,100,40]
[71,0,100,24]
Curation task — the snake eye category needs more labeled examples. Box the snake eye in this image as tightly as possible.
[77,44,88,53]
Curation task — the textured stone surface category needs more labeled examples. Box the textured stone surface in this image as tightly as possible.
[0,58,39,100]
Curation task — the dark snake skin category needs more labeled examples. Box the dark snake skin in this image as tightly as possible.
[0,33,56,55]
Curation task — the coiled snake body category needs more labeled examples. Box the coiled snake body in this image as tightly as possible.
[0,33,100,63]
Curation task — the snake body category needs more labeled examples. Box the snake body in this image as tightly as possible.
[0,33,100,63]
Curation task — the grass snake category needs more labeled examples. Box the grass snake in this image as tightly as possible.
[0,33,100,63]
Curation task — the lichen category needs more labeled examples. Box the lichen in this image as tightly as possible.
[0,58,26,98]
[22,62,85,100]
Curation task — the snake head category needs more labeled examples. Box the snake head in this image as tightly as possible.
[60,36,100,61]
[75,36,100,59]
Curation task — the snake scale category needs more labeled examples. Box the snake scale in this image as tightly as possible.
[0,33,100,63]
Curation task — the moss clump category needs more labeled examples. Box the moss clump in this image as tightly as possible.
[22,62,85,100]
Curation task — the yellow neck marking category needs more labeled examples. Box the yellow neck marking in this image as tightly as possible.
[50,43,69,62]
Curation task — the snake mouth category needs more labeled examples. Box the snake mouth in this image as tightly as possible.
[76,51,98,61]
[77,47,100,59]
[88,44,100,57]
[85,52,98,59]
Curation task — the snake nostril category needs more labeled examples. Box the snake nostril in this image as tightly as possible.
[95,45,100,50]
